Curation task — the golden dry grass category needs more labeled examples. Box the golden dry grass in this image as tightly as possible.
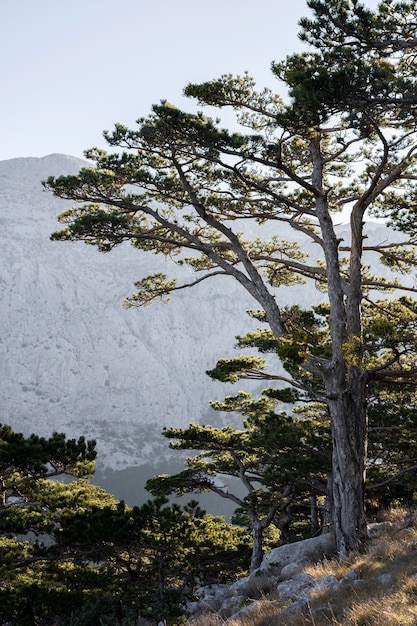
[187,510,417,626]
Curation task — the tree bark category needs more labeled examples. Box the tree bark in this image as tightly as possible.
[250,520,264,571]
[322,473,333,534]
[308,136,368,554]
[310,495,319,534]
[327,366,368,555]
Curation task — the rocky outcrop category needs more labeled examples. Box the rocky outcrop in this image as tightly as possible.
[187,532,368,622]
[187,518,417,623]
[1,155,401,480]
[187,533,337,619]
[259,532,336,572]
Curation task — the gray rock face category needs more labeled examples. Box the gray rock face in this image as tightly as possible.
[341,569,361,584]
[277,573,315,600]
[189,533,337,618]
[261,533,336,571]
[0,154,262,475]
[277,572,340,603]
[280,560,305,579]
[311,574,339,594]
[1,154,403,496]
[188,522,409,623]
[224,600,274,624]
[274,599,310,622]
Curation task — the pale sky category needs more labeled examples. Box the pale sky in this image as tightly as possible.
[1,1,378,162]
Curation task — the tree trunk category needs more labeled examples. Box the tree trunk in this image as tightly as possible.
[322,473,333,534]
[277,504,294,544]
[310,494,319,534]
[250,520,264,571]
[327,366,368,555]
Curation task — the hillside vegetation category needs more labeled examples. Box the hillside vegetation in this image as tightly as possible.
[187,509,417,626]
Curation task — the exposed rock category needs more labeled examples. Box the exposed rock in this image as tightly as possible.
[228,576,252,595]
[188,520,417,624]
[368,521,394,536]
[341,569,361,585]
[377,572,394,586]
[192,583,231,612]
[310,574,339,594]
[260,533,336,572]
[277,573,315,601]
[0,154,261,479]
[276,598,311,622]
[224,600,277,625]
[1,155,402,494]
[220,595,246,617]
[189,533,338,619]
[187,525,417,625]
[280,560,305,579]
[225,598,311,625]
[278,574,339,607]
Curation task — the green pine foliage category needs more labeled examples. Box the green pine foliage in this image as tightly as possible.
[147,293,417,566]
[0,425,251,624]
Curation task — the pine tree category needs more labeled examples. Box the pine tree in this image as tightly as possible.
[45,1,417,553]
[0,425,250,623]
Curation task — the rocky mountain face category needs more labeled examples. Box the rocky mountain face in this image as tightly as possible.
[0,154,263,503]
[0,154,402,505]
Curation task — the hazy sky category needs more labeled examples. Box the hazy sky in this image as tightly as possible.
[1,1,378,161]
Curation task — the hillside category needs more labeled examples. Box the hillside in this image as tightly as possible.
[184,510,417,626]
[0,154,265,501]
[0,154,402,503]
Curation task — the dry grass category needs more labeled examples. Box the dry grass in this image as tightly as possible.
[186,615,224,626]
[187,510,417,626]
[301,519,417,626]
[187,598,294,626]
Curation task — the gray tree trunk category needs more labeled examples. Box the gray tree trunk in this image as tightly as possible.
[327,366,368,555]
[322,473,333,534]
[250,521,264,571]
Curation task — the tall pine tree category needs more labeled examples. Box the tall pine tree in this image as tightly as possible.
[45,1,417,553]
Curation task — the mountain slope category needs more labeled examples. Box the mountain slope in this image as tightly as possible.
[0,155,403,503]
[0,155,260,475]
